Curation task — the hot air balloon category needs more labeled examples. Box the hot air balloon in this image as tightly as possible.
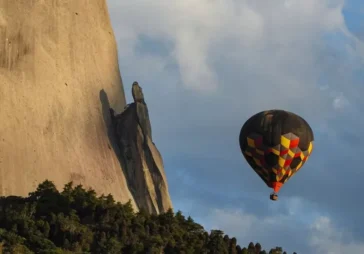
[239,110,314,201]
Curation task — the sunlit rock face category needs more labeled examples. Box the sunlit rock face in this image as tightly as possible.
[0,1,172,214]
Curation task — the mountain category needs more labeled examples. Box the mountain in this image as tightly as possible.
[0,0,172,214]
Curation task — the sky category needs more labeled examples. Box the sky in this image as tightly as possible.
[107,1,364,253]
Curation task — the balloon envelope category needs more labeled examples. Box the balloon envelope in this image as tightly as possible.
[239,110,314,194]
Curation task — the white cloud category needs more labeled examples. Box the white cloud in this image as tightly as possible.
[332,93,349,110]
[199,207,364,254]
[198,200,309,252]
[204,208,258,238]
[173,29,218,92]
[310,216,364,254]
[108,0,350,99]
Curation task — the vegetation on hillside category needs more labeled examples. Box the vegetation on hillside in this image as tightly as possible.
[0,180,296,254]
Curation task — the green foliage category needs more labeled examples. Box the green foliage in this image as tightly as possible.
[269,246,284,254]
[0,180,295,254]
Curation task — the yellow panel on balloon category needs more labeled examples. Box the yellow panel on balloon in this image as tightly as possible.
[308,142,313,154]
[271,148,280,156]
[254,158,262,166]
[288,150,295,158]
[256,149,264,155]
[280,135,290,148]
[244,151,252,157]
[247,137,255,148]
[276,174,284,181]
[278,157,285,167]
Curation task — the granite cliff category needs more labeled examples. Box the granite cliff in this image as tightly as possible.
[110,82,172,215]
[0,0,172,214]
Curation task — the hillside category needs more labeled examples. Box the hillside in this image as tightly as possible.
[0,181,294,254]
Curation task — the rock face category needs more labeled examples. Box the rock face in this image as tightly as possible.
[110,82,172,214]
[0,1,172,214]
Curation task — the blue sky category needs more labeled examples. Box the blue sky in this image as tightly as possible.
[107,0,364,253]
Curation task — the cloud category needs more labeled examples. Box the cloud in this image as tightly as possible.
[197,204,311,253]
[109,0,349,97]
[332,93,349,110]
[107,0,364,252]
[310,216,364,254]
[196,207,364,254]
[107,0,364,133]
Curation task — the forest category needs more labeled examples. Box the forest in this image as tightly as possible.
[0,180,296,254]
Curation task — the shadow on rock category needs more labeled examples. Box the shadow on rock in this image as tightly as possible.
[99,83,173,214]
[99,89,135,195]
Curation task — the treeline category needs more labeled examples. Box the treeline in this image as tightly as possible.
[0,180,295,254]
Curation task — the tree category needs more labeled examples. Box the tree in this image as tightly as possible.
[248,242,256,253]
[236,245,242,254]
[255,242,262,253]
[223,234,230,247]
[229,237,237,254]
[207,230,228,254]
[0,180,296,254]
